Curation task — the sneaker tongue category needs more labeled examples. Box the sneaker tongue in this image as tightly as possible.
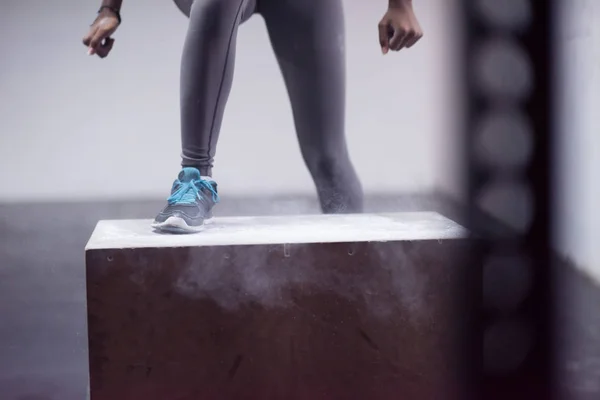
[178,167,201,182]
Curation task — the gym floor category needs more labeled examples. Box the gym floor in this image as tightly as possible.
[0,194,598,400]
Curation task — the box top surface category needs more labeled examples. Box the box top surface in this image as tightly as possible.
[85,212,468,250]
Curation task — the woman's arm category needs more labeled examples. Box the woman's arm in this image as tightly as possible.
[98,0,123,24]
[101,0,123,12]
[389,0,412,6]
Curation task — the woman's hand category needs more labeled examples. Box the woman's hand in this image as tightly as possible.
[83,8,120,58]
[378,1,423,54]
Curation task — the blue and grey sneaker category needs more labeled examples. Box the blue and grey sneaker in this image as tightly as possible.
[151,167,219,233]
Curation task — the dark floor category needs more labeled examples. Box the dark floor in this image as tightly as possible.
[0,194,598,400]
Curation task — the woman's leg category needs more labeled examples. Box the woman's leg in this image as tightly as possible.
[180,0,257,176]
[260,0,364,213]
[153,0,257,233]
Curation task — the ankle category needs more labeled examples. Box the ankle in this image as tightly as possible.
[181,163,211,177]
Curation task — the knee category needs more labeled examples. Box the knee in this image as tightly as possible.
[303,151,348,179]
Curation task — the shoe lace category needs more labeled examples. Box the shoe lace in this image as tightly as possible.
[167,179,220,205]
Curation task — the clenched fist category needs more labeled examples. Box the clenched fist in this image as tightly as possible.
[378,1,423,54]
[82,8,121,58]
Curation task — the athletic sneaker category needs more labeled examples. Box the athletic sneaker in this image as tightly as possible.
[151,167,219,233]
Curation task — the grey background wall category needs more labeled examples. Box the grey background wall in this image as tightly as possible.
[0,0,461,201]
[556,0,600,283]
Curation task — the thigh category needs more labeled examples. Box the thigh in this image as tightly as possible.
[174,0,257,22]
[260,0,347,152]
[259,0,345,64]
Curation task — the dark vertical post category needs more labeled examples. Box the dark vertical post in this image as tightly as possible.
[462,0,556,398]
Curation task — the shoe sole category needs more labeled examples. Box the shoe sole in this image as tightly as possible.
[151,216,214,234]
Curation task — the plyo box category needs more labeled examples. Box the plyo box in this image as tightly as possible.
[85,212,471,400]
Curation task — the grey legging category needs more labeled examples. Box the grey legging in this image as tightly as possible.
[178,0,363,213]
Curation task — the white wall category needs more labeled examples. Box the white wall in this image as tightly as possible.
[0,0,458,201]
[555,0,600,281]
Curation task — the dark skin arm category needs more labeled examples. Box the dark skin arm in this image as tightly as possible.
[378,0,423,54]
[100,0,122,9]
[82,0,123,58]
